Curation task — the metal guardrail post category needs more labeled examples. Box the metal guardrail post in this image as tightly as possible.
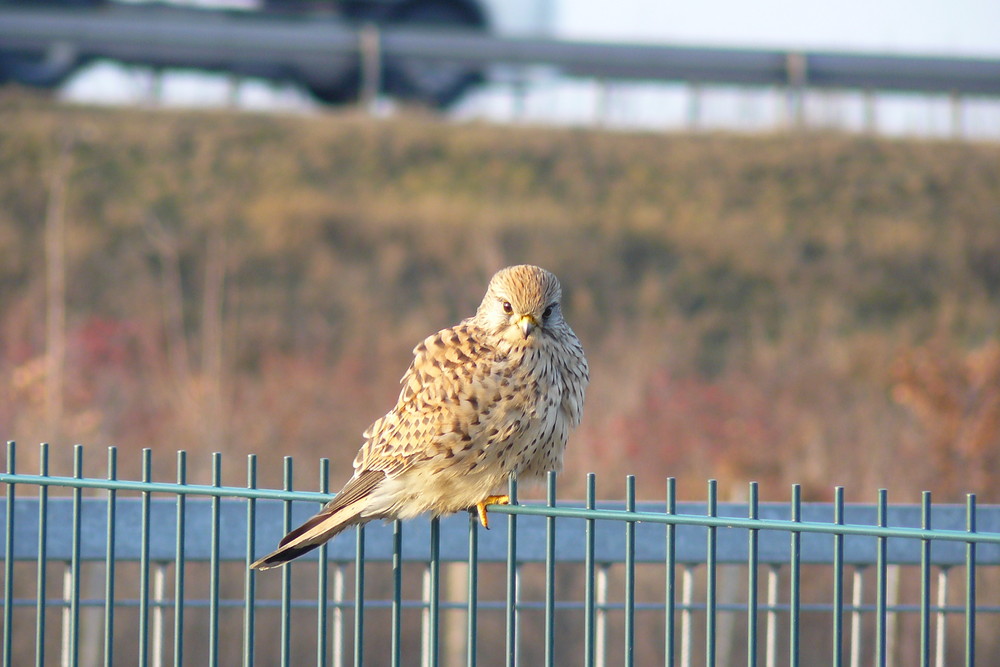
[950,91,964,139]
[687,82,703,131]
[863,90,877,134]
[359,23,382,113]
[785,52,807,128]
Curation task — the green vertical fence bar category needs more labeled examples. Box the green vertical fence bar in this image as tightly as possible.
[244,454,257,667]
[280,457,293,667]
[919,491,931,667]
[966,494,976,667]
[69,445,84,667]
[789,484,801,667]
[174,451,187,667]
[665,477,677,667]
[391,519,403,667]
[876,489,888,667]
[354,523,365,667]
[429,515,441,667]
[317,459,329,667]
[3,442,14,667]
[505,476,519,667]
[209,453,222,667]
[624,475,636,667]
[103,447,117,667]
[545,471,556,667]
[584,473,596,667]
[35,444,50,667]
[832,487,845,667]
[747,482,759,667]
[467,507,479,667]
[706,479,718,667]
[138,449,152,667]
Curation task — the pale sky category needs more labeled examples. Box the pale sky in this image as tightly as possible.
[555,0,1000,57]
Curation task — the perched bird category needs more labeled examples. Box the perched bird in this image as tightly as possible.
[251,264,589,570]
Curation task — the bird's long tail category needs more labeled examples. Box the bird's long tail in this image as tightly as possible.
[250,469,384,571]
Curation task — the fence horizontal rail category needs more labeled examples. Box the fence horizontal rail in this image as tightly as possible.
[2,494,999,565]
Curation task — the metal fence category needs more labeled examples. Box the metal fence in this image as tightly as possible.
[3,441,1000,666]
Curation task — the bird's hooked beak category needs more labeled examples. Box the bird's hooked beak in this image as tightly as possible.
[517,314,538,339]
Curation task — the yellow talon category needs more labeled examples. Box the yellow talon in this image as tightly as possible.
[475,495,511,529]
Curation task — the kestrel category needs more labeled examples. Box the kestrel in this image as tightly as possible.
[251,264,588,570]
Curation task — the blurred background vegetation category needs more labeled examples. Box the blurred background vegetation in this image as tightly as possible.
[3,89,1000,504]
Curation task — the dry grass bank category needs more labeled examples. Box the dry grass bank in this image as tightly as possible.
[2,92,1000,503]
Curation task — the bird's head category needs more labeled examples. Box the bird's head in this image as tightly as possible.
[476,265,565,342]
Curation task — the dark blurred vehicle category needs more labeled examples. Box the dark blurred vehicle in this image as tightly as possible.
[0,0,490,108]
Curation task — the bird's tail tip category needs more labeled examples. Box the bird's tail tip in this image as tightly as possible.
[249,542,317,571]
[249,554,283,571]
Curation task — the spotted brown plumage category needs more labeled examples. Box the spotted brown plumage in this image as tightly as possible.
[251,265,588,570]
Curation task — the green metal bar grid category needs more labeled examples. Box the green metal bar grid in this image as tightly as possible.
[4,441,1000,667]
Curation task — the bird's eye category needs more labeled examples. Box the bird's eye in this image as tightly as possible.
[502,301,513,314]
[543,304,555,319]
